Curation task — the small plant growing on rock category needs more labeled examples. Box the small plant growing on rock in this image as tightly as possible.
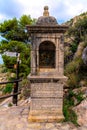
[8,103,13,107]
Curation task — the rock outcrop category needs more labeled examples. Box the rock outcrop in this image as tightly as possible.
[74,99,87,126]
[82,46,87,65]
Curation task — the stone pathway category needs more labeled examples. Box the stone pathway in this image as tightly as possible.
[0,98,87,130]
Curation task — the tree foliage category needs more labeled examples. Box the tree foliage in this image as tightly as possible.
[68,16,87,44]
[0,15,35,77]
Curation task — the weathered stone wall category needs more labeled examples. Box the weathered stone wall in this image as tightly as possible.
[28,80,64,122]
[31,82,63,98]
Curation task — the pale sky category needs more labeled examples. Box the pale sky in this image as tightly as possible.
[0,0,87,24]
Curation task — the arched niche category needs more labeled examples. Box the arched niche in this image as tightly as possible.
[39,41,56,69]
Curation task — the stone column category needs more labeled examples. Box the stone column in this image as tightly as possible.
[31,50,36,75]
[31,41,37,75]
[58,35,64,75]
[56,37,59,72]
[36,49,39,74]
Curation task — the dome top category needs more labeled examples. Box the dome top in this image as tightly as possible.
[36,6,58,25]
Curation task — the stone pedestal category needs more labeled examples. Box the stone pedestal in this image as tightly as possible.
[28,75,67,122]
[27,6,68,123]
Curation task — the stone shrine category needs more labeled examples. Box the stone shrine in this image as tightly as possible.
[27,6,68,122]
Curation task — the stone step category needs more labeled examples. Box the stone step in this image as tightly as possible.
[29,114,64,122]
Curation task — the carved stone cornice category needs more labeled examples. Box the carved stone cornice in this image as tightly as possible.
[26,25,68,33]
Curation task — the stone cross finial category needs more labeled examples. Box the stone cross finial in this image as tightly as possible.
[43,6,49,16]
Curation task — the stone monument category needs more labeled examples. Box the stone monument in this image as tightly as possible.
[27,6,68,122]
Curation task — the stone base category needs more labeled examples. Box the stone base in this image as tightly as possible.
[28,110,64,122]
[28,75,67,123]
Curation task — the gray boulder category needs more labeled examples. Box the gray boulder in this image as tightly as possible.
[82,46,87,65]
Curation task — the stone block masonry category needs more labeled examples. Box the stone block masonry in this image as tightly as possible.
[28,78,65,122]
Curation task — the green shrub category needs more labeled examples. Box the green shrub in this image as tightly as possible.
[65,57,83,75]
[63,98,78,125]
[63,101,69,121]
[67,73,79,88]
[1,67,8,73]
[65,57,83,89]
[70,43,78,53]
[75,91,84,104]
[3,83,13,94]
[65,61,78,75]
[63,92,78,125]
[8,103,13,107]
[63,88,84,125]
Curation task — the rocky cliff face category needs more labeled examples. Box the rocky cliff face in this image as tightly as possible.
[64,11,87,125]
[65,12,87,27]
[74,99,87,126]
[82,47,87,65]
